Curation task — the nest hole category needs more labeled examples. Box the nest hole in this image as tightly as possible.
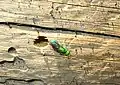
[34,36,48,47]
[8,47,17,53]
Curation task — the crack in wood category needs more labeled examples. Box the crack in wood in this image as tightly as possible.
[0,76,46,85]
[0,57,28,70]
[0,21,120,39]
[48,1,120,10]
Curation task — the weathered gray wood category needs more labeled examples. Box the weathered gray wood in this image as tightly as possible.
[0,0,120,85]
[0,25,120,85]
[0,0,120,35]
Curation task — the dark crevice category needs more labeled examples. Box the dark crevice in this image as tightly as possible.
[34,36,48,47]
[108,10,120,14]
[8,47,17,53]
[0,22,120,39]
[0,57,23,64]
[0,76,46,85]
[34,36,48,44]
[6,78,44,82]
[0,59,14,65]
[0,56,28,70]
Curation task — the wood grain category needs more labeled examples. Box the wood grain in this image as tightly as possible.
[0,0,120,35]
[0,25,120,85]
[0,0,120,85]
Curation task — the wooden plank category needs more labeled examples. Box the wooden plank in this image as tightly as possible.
[0,0,120,35]
[0,25,120,85]
[0,0,120,84]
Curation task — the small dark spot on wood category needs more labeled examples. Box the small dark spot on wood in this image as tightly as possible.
[8,25,12,29]
[75,35,77,37]
[20,33,26,35]
[8,47,17,53]
[43,54,45,56]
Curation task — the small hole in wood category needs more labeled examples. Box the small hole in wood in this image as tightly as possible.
[8,47,17,53]
[34,36,48,47]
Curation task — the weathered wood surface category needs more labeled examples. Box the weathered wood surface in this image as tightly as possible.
[0,25,120,85]
[0,0,120,85]
[1,0,120,35]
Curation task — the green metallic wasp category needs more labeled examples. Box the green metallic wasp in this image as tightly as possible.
[49,40,70,56]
